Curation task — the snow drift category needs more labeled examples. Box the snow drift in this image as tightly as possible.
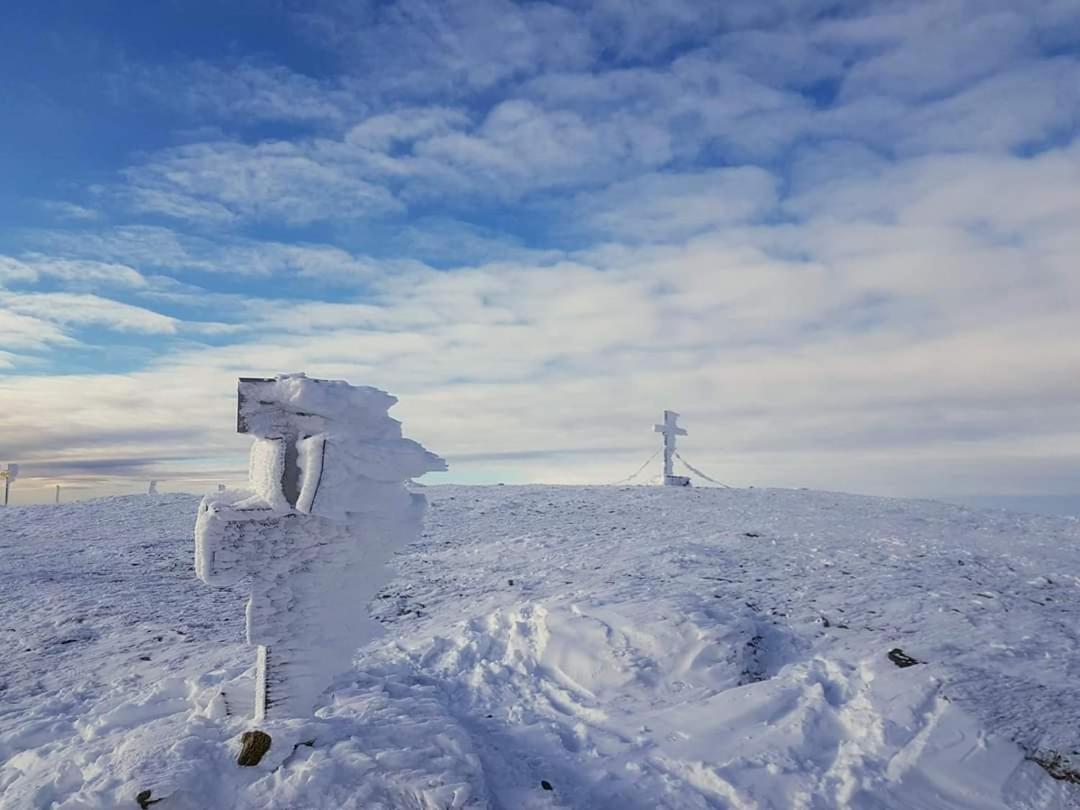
[1,485,1079,809]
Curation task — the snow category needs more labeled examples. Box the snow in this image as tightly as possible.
[2,485,1079,809]
[195,374,445,723]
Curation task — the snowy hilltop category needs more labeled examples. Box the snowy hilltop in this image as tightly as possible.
[1,485,1079,809]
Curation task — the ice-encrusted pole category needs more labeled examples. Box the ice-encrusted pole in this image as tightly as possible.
[194,374,445,763]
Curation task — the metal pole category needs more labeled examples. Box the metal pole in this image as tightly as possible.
[3,477,9,507]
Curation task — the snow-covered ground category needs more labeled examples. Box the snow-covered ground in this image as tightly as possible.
[1,485,1079,809]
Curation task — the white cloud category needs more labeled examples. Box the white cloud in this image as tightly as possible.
[0,309,75,350]
[0,257,39,284]
[113,56,800,223]
[346,107,470,149]
[0,292,178,334]
[39,200,102,221]
[124,140,403,224]
[895,58,1080,154]
[54,0,1069,232]
[157,62,360,126]
[575,167,779,242]
[13,139,1080,495]
[6,0,1080,500]
[298,0,594,97]
[26,226,420,284]
[6,255,148,288]
[27,226,198,270]
[821,3,1039,102]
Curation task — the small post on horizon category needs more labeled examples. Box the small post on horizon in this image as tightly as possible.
[1,464,18,506]
[654,411,690,487]
[55,484,61,505]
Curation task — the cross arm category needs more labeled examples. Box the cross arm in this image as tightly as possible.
[654,424,687,435]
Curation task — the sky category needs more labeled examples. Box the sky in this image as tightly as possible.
[2,0,1080,505]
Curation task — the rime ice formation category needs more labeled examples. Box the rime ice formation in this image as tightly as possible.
[194,374,446,722]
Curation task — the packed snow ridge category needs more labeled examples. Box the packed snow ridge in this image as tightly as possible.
[2,485,1079,809]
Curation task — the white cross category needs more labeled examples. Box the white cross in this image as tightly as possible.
[654,410,687,482]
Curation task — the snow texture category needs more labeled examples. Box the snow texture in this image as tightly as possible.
[194,373,445,722]
[1,486,1079,809]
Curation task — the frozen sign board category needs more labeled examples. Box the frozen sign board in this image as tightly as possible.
[195,374,445,723]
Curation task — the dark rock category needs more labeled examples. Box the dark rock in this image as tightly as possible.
[237,730,273,766]
[1026,750,1080,784]
[887,648,921,668]
[540,780,553,791]
[135,789,162,808]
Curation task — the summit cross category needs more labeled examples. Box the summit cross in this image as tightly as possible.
[654,411,690,487]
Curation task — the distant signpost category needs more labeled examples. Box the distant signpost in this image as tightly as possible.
[1,464,19,506]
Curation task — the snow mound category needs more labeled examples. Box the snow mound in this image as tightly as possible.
[399,599,1063,809]
[2,486,1079,809]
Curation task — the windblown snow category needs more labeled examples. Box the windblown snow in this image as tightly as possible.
[1,486,1079,809]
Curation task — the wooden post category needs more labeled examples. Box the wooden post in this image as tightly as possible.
[1,464,17,506]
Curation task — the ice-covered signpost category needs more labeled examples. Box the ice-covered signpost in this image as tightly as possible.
[654,410,690,487]
[194,373,445,764]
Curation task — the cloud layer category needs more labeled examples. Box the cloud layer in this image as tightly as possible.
[1,0,1079,503]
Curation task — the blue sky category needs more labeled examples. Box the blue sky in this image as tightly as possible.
[2,0,1080,503]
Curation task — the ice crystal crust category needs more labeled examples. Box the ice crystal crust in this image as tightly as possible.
[194,373,445,720]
